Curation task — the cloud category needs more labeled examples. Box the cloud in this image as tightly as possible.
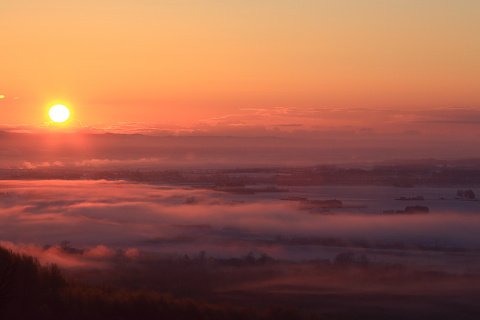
[84,245,116,259]
[21,161,64,169]
[73,158,168,168]
[1,179,480,272]
[2,106,480,169]
[124,247,140,259]
[0,241,140,268]
[0,241,99,268]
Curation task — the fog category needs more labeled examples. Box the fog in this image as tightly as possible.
[1,180,479,272]
[3,127,480,169]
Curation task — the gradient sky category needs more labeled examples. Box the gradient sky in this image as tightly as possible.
[1,0,479,128]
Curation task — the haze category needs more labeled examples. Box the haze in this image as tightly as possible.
[1,0,479,128]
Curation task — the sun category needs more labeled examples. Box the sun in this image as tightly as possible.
[49,104,71,123]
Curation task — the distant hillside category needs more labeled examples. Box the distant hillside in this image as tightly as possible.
[0,246,309,320]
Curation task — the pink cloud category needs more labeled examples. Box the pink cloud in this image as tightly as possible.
[1,180,479,271]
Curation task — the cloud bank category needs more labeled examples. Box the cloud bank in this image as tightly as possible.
[1,180,480,271]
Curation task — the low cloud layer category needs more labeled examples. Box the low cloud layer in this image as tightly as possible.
[3,106,480,169]
[1,180,480,270]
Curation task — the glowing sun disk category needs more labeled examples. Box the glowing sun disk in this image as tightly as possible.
[49,104,71,123]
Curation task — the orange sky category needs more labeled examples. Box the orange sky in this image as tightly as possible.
[1,0,479,128]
